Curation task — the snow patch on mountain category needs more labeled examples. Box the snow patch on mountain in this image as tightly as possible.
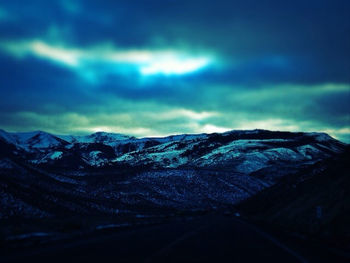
[50,151,63,160]
[57,132,133,146]
[84,151,107,167]
[297,145,321,159]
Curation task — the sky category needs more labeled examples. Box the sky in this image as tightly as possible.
[0,0,349,141]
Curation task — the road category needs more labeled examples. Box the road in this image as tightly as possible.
[1,215,347,263]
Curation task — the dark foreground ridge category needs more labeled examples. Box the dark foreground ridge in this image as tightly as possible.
[0,129,349,262]
[2,215,349,263]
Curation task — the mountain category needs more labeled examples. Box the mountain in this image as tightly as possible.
[0,130,67,150]
[0,128,346,216]
[56,131,134,145]
[1,128,349,256]
[0,129,345,171]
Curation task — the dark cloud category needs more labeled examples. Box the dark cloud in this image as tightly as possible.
[0,52,94,113]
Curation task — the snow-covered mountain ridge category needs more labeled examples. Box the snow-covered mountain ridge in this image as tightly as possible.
[0,128,347,219]
[0,129,345,174]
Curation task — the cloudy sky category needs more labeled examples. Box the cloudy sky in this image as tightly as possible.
[0,0,349,141]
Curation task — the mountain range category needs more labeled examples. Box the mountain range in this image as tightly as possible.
[0,129,345,170]
[1,127,350,261]
[0,128,347,218]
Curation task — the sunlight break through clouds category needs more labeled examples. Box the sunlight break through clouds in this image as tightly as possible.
[140,57,210,76]
[0,40,213,78]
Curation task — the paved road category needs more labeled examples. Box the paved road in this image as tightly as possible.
[1,216,346,263]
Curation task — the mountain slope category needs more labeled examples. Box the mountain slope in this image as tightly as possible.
[0,130,68,151]
[238,148,350,250]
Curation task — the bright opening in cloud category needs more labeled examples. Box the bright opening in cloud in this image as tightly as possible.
[140,57,210,76]
[154,109,218,121]
[0,40,213,79]
[201,124,231,134]
[30,41,80,67]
